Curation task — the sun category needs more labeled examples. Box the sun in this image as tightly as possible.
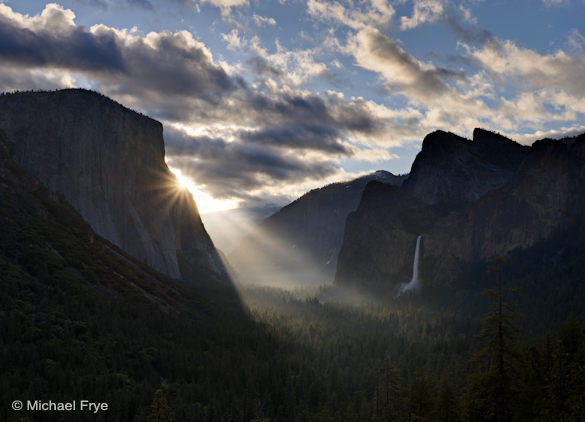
[169,167,239,214]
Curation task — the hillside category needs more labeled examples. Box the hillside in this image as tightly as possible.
[0,128,292,421]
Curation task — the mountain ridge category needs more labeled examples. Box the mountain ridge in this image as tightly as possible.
[336,128,585,292]
[403,129,529,205]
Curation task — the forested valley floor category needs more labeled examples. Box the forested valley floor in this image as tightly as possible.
[3,271,585,422]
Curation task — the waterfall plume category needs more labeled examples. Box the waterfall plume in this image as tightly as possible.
[399,235,422,295]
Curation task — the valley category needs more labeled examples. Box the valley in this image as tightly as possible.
[1,89,584,422]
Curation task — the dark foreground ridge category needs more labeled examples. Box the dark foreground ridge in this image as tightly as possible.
[0,127,288,421]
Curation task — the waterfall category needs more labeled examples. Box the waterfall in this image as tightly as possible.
[400,235,422,294]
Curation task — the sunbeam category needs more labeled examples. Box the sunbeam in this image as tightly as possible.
[169,166,240,215]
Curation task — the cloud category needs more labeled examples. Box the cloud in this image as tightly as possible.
[442,10,494,45]
[239,124,353,154]
[306,0,395,30]
[199,0,249,16]
[221,29,243,50]
[245,56,284,79]
[306,0,585,142]
[0,4,126,72]
[0,67,76,91]
[252,13,276,26]
[248,37,335,87]
[464,39,585,96]
[506,124,585,145]
[0,4,241,107]
[400,0,444,30]
[348,28,464,101]
[567,28,585,52]
[164,126,342,202]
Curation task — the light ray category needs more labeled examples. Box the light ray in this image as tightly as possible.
[169,166,240,214]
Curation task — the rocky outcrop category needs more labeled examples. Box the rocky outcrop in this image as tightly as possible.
[0,89,226,283]
[335,130,585,291]
[403,129,528,204]
[471,135,585,260]
[229,171,406,286]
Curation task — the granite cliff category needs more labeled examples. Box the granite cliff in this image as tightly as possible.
[230,171,406,286]
[0,89,226,283]
[0,127,194,307]
[335,129,585,291]
[403,129,529,204]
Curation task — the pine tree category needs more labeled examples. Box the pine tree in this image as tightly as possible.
[373,358,404,422]
[437,380,459,422]
[540,314,585,422]
[467,259,520,422]
[147,389,175,422]
[408,371,436,420]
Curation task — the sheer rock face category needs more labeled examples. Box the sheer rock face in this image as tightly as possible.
[403,129,529,204]
[335,130,585,290]
[471,136,585,260]
[0,89,226,282]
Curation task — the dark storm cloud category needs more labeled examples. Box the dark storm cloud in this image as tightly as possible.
[0,9,125,72]
[0,4,241,104]
[248,90,330,121]
[242,90,383,135]
[240,123,352,154]
[434,66,467,81]
[0,4,385,140]
[164,127,339,199]
[95,27,243,101]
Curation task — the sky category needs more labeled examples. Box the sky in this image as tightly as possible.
[1,0,585,215]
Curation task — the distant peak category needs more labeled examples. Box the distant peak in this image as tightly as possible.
[473,128,515,145]
[421,130,470,153]
[369,170,393,178]
[423,130,468,142]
